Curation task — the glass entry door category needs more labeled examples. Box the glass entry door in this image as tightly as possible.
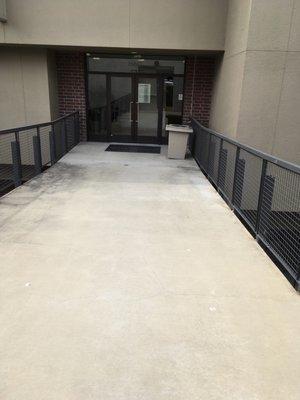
[88,74,164,143]
[110,75,134,140]
[135,76,160,141]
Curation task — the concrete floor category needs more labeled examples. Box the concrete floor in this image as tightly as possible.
[0,143,299,400]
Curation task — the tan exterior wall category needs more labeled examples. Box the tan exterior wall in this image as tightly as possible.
[210,0,252,138]
[47,51,59,120]
[0,47,52,130]
[0,0,228,51]
[0,0,6,21]
[210,0,300,164]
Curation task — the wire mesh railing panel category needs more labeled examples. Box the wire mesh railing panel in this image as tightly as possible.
[53,120,64,161]
[194,127,210,171]
[0,133,15,195]
[220,140,236,201]
[0,112,80,198]
[207,135,221,184]
[18,128,37,181]
[234,149,263,229]
[259,163,300,275]
[191,118,300,290]
[66,116,75,150]
[39,125,52,166]
[200,129,210,172]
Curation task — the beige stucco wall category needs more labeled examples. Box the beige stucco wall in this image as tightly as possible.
[47,51,59,120]
[0,47,52,130]
[0,0,6,21]
[0,48,56,165]
[210,0,252,138]
[0,0,228,50]
[210,0,300,164]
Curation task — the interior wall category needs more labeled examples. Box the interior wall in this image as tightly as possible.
[0,47,52,130]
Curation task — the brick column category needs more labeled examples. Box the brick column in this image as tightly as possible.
[183,57,215,127]
[56,52,87,141]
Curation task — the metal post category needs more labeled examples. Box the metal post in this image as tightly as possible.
[218,148,228,191]
[233,158,245,208]
[72,113,76,147]
[64,119,68,152]
[61,120,66,155]
[75,112,80,144]
[208,140,216,179]
[217,139,224,187]
[205,132,212,173]
[33,127,42,174]
[49,126,56,165]
[232,147,245,207]
[11,133,22,187]
[255,159,268,233]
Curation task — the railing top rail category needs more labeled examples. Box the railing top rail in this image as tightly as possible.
[191,118,300,175]
[0,111,78,136]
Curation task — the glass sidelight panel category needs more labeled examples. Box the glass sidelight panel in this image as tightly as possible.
[88,74,107,136]
[162,76,184,137]
[111,76,132,138]
[136,77,158,138]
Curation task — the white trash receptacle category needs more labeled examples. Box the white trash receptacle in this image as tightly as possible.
[166,124,193,159]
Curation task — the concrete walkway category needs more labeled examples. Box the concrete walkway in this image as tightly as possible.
[0,143,299,400]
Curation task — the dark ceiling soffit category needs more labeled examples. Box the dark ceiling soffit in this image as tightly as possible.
[0,43,224,57]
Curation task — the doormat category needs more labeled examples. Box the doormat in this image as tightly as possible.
[105,144,161,154]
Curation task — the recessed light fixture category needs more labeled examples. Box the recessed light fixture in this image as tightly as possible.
[93,57,100,60]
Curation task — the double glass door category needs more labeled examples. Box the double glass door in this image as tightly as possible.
[88,74,163,143]
[110,75,161,142]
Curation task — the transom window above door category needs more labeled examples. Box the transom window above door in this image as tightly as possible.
[87,54,185,75]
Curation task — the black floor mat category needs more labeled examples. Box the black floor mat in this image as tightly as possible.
[105,144,161,154]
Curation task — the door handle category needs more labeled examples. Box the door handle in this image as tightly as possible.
[136,102,139,123]
[130,101,133,122]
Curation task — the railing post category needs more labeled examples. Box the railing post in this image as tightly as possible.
[217,139,223,186]
[72,113,76,147]
[255,159,268,234]
[208,140,216,179]
[205,132,212,173]
[231,147,245,207]
[64,119,68,152]
[49,125,56,165]
[33,127,42,174]
[233,158,245,208]
[11,132,22,187]
[188,124,196,155]
[218,147,228,191]
[76,112,80,143]
[61,120,67,155]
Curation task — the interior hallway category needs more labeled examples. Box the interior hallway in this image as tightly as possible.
[0,143,299,400]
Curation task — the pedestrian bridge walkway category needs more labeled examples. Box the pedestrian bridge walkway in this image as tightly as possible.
[0,143,299,400]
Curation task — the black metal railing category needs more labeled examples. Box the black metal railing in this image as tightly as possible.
[0,111,80,197]
[191,118,300,291]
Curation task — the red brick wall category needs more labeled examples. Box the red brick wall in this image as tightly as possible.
[183,57,215,126]
[56,52,87,140]
[55,52,214,141]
